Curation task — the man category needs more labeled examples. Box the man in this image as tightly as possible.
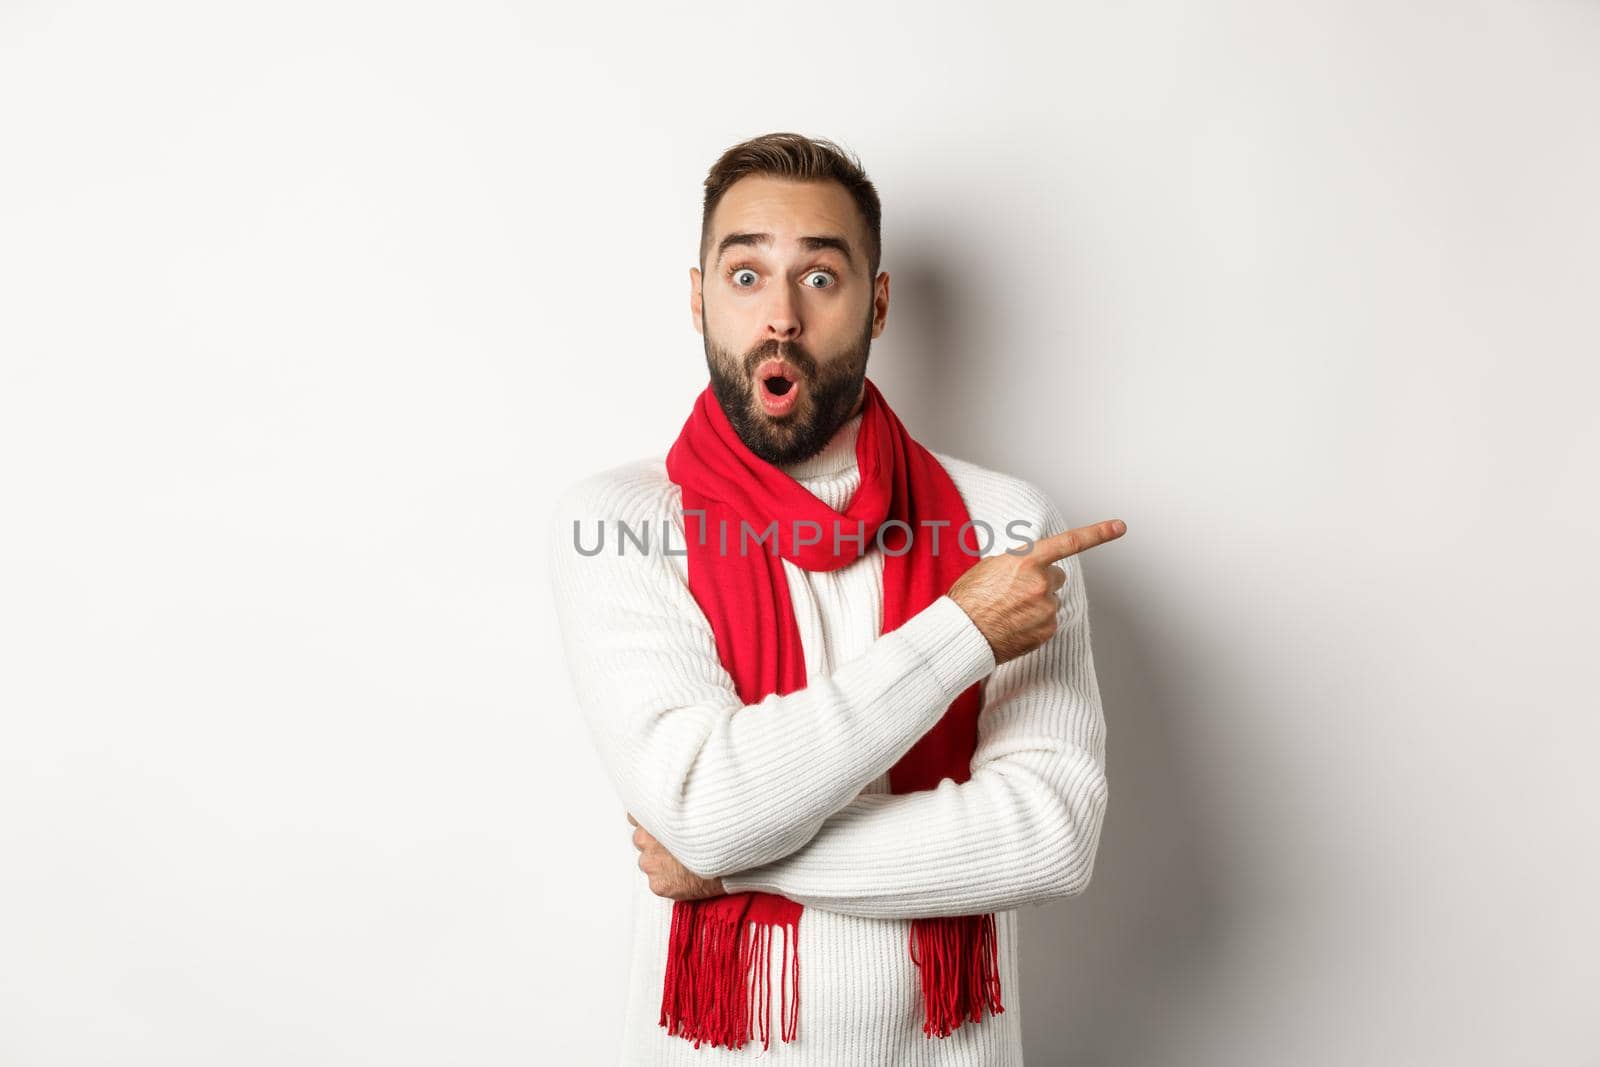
[548,131,1125,1064]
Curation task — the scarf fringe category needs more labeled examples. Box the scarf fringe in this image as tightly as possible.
[659,902,799,1050]
[908,913,1005,1038]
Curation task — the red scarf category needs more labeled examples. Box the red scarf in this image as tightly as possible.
[659,375,1003,1050]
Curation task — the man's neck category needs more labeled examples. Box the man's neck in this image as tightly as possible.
[778,410,865,481]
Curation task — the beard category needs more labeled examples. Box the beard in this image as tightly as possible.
[702,311,873,467]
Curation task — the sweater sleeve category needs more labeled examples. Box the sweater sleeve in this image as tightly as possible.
[546,465,998,880]
[719,490,1109,918]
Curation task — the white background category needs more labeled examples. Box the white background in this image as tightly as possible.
[2,2,1596,1064]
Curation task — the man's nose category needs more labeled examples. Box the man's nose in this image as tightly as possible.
[764,283,802,340]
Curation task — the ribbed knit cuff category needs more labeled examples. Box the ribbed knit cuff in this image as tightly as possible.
[895,594,997,698]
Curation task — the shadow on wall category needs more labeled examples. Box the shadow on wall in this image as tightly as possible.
[1016,588,1234,1065]
[862,233,995,448]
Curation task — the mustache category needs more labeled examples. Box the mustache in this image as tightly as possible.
[744,340,817,380]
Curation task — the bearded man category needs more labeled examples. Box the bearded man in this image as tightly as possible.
[549,131,1126,1065]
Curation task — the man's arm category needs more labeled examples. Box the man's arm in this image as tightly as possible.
[719,493,1109,918]
[546,466,997,880]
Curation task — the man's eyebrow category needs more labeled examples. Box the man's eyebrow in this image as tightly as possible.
[714,232,856,269]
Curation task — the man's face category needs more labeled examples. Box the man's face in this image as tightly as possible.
[690,176,889,466]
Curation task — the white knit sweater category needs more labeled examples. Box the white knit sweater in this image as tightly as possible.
[546,410,1109,1066]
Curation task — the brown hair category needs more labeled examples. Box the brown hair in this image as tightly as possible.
[699,131,883,280]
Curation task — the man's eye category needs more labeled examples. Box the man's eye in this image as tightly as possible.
[726,267,835,289]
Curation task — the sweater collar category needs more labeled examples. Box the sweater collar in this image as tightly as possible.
[778,411,864,482]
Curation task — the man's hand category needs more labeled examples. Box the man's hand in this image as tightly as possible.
[627,812,728,901]
[948,517,1127,665]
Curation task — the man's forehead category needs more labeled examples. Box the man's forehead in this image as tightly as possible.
[709,177,862,256]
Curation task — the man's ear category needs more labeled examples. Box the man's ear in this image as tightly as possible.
[870,270,890,339]
[689,266,704,336]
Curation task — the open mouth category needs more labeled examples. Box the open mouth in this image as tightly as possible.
[755,359,802,416]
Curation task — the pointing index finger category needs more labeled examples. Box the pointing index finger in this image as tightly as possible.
[1031,519,1127,563]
